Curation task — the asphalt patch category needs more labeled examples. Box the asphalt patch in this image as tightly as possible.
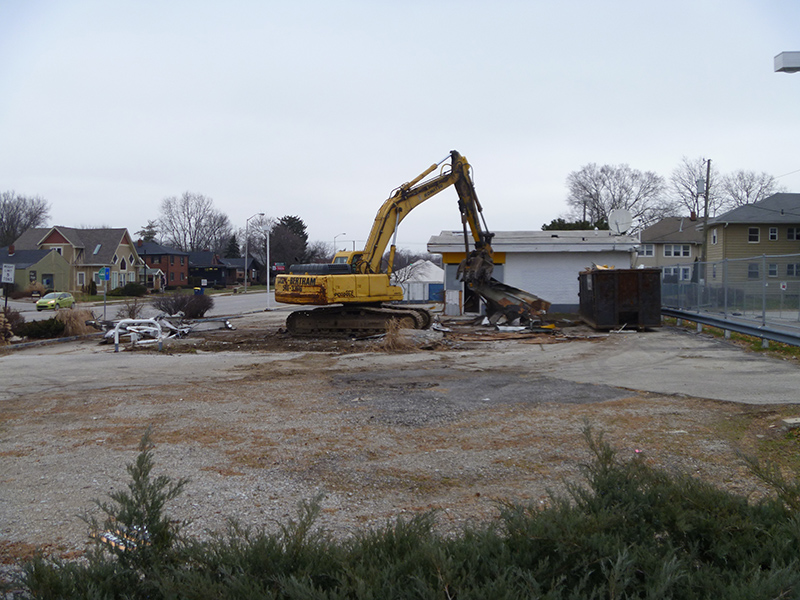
[330,368,629,426]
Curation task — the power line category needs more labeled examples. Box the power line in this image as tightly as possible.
[775,167,800,179]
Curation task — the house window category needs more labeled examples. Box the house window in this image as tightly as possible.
[170,256,175,265]
[711,228,718,245]
[769,263,778,277]
[662,266,691,281]
[748,227,760,243]
[153,255,160,264]
[113,253,118,263]
[120,258,127,270]
[748,263,760,279]
[54,247,63,255]
[712,264,717,279]
[664,244,690,257]
[641,244,654,257]
[769,227,778,241]
[129,254,134,264]
[789,227,800,241]
[180,272,185,281]
[788,264,800,277]
[77,272,85,287]
[170,272,175,281]
[180,256,185,266]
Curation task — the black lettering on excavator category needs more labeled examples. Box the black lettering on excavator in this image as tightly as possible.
[288,277,317,286]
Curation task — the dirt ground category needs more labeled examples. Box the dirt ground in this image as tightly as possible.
[1,310,798,574]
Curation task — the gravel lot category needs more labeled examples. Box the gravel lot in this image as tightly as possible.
[2,311,800,580]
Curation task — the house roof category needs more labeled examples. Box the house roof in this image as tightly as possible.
[394,259,444,282]
[188,251,223,268]
[707,193,800,226]
[640,217,704,244]
[13,227,139,266]
[427,230,639,253]
[221,257,258,269]
[136,241,189,256]
[0,247,60,269]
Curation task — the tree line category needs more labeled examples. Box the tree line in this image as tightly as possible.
[1,156,790,258]
[548,157,786,232]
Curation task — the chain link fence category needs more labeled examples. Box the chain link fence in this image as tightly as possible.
[662,252,800,333]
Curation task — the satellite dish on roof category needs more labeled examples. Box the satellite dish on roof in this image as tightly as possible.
[608,209,633,234]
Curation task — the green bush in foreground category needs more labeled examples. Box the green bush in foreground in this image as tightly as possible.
[18,317,66,339]
[17,428,800,599]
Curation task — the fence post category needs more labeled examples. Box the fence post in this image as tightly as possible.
[762,254,767,327]
[723,259,728,319]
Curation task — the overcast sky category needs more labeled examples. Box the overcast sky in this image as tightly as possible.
[1,1,799,252]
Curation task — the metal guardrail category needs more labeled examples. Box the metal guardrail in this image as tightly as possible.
[661,252,800,347]
[661,308,800,347]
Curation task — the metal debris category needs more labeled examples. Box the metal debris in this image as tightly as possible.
[87,313,236,352]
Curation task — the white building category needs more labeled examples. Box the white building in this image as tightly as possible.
[391,259,445,302]
[427,230,638,313]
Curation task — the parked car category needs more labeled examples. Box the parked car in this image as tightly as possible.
[36,292,75,311]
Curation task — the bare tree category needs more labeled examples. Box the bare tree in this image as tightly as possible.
[0,191,50,246]
[304,240,330,264]
[566,164,669,231]
[668,157,724,218]
[720,170,785,208]
[158,192,231,252]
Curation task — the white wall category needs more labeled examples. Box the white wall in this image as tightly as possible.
[504,251,634,310]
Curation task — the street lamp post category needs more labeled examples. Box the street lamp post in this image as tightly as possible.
[333,232,346,256]
[244,212,264,293]
[265,225,271,310]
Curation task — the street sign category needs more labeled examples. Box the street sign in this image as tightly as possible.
[99,267,111,281]
[1,263,14,284]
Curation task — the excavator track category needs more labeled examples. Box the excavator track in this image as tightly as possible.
[285,305,430,336]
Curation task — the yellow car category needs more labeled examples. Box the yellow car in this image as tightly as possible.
[36,292,76,311]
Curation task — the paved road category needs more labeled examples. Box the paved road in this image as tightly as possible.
[2,289,288,322]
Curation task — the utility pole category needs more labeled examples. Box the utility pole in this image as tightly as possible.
[700,159,711,268]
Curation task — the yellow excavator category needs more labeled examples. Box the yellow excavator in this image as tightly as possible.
[274,150,550,334]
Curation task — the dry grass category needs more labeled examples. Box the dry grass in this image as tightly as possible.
[376,318,416,352]
[55,308,95,336]
[0,311,12,344]
[24,282,46,297]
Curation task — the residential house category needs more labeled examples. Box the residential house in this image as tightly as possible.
[12,227,144,292]
[221,257,262,285]
[427,230,638,313]
[704,193,800,285]
[188,251,229,287]
[0,245,72,292]
[634,216,704,282]
[136,240,189,289]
